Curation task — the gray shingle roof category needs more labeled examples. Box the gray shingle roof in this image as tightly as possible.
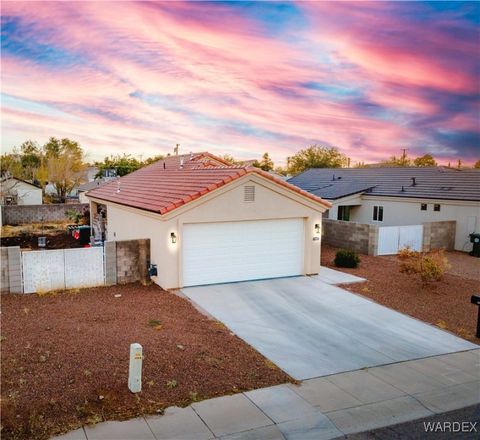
[288,167,480,201]
[78,178,110,192]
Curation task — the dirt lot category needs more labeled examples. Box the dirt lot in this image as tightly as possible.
[1,284,291,440]
[1,222,83,249]
[322,245,480,344]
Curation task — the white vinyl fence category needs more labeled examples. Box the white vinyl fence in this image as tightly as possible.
[377,225,423,255]
[22,247,105,294]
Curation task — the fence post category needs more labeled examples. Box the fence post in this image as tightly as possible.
[368,225,379,256]
[104,241,117,286]
[7,246,22,294]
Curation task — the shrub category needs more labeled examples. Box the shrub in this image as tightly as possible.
[398,246,417,259]
[334,249,360,268]
[399,249,450,285]
[166,379,177,389]
[65,209,82,224]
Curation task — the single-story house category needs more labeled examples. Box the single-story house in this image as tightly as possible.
[78,178,111,203]
[45,166,105,199]
[288,167,480,252]
[87,152,330,289]
[0,177,42,205]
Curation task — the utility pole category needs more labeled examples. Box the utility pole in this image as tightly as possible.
[401,148,408,166]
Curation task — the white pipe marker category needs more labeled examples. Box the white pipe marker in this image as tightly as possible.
[128,343,143,393]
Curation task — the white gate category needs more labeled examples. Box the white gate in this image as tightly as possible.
[377,225,423,255]
[22,250,65,294]
[64,247,105,289]
[22,247,105,294]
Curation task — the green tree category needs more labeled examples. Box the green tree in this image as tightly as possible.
[474,160,480,169]
[381,155,412,167]
[273,166,288,176]
[95,154,143,177]
[287,145,347,175]
[19,140,41,180]
[34,156,49,196]
[143,155,165,166]
[0,153,23,179]
[253,152,274,172]
[45,138,86,202]
[43,137,62,158]
[220,154,241,165]
[413,154,437,167]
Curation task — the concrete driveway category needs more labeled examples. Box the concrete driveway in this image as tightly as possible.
[181,275,477,380]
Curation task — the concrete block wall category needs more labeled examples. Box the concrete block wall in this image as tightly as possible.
[322,219,379,255]
[2,203,88,225]
[423,221,456,251]
[1,247,9,293]
[104,241,117,286]
[105,239,150,285]
[4,247,22,293]
[1,239,150,294]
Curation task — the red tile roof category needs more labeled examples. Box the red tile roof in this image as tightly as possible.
[87,153,331,214]
[149,152,232,170]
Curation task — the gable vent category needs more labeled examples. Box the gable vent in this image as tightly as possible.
[244,185,255,202]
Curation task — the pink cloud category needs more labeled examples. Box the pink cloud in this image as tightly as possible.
[1,1,478,164]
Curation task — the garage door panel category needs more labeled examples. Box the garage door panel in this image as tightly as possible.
[183,219,304,286]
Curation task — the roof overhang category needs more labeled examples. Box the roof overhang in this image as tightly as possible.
[87,167,331,220]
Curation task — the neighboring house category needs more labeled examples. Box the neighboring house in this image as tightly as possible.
[77,179,110,203]
[0,177,42,205]
[288,167,480,252]
[44,166,102,199]
[87,152,330,289]
[85,165,100,182]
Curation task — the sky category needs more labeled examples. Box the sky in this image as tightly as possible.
[1,1,479,165]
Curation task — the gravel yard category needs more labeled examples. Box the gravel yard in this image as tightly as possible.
[321,245,480,344]
[0,284,291,440]
[444,250,480,281]
[1,222,82,249]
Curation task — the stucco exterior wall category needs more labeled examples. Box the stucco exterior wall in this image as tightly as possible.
[1,180,42,205]
[324,194,363,220]
[95,174,326,289]
[78,191,88,204]
[344,197,479,252]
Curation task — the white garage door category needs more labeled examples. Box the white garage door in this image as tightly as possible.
[183,218,304,286]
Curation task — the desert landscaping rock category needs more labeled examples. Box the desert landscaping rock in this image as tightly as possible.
[1,283,290,440]
[321,245,480,343]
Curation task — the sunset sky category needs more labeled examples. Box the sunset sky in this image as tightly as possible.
[1,1,479,165]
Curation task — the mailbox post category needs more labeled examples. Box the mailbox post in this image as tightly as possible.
[128,343,143,393]
[471,295,480,338]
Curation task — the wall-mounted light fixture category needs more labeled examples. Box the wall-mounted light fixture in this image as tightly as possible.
[315,223,320,234]
[170,232,177,244]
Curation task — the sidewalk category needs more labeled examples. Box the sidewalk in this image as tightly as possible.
[54,348,479,440]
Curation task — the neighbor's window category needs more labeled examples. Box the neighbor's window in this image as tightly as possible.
[421,203,427,211]
[337,206,350,221]
[373,205,384,222]
[434,204,441,212]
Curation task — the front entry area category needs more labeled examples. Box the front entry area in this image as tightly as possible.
[182,276,477,380]
[182,218,304,286]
